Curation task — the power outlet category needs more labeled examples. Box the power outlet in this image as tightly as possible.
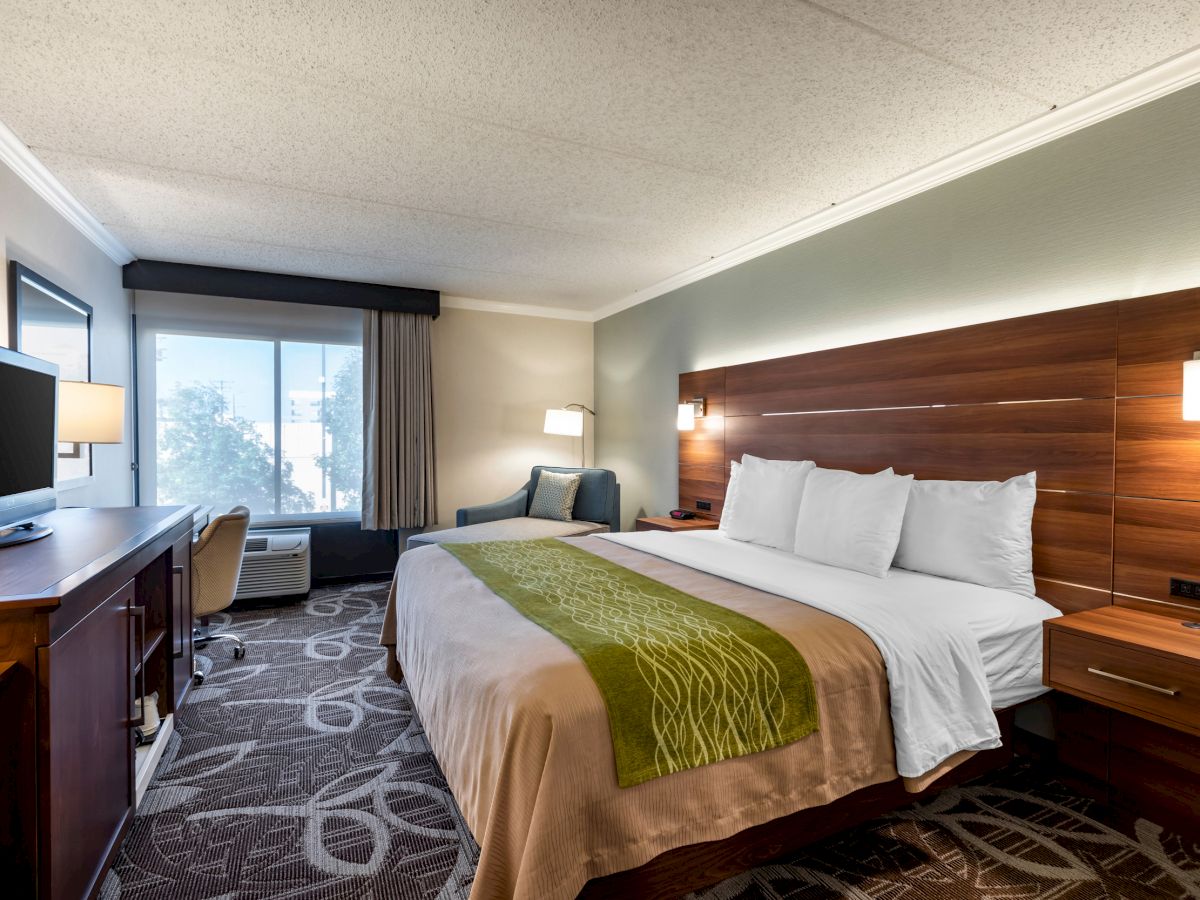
[1169,577,1200,599]
[696,500,712,511]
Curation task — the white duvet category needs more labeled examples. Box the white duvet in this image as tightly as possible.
[599,530,1060,778]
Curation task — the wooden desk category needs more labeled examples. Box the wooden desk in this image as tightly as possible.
[0,506,195,900]
[192,504,214,538]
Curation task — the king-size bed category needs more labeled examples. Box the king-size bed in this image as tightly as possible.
[381,528,1056,900]
[376,302,1145,898]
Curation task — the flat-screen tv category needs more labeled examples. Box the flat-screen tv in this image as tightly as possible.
[0,346,58,537]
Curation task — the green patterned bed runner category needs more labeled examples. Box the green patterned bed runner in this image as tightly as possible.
[441,538,819,787]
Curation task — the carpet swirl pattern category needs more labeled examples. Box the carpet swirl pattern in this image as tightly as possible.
[105,581,1199,899]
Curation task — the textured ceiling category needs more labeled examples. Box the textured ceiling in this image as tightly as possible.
[1,1,1198,313]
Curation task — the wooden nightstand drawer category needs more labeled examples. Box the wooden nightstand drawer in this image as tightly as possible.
[1047,629,1200,733]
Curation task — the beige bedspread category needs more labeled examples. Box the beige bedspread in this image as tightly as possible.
[381,536,915,899]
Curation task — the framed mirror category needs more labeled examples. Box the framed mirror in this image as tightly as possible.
[8,262,94,486]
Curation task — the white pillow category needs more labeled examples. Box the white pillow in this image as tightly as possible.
[793,468,914,577]
[717,460,741,532]
[894,472,1037,596]
[723,454,815,551]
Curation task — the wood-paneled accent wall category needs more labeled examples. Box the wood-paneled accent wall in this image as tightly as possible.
[1113,286,1200,616]
[678,368,726,522]
[679,286,1200,617]
[724,304,1118,416]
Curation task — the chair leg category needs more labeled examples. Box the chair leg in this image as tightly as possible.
[195,631,247,660]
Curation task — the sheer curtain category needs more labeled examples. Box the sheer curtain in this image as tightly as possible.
[361,310,438,529]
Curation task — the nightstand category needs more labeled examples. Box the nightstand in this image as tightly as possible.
[1043,606,1200,737]
[634,516,721,533]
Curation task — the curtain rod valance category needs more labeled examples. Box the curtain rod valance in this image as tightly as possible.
[123,260,439,316]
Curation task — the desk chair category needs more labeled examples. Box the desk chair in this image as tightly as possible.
[192,505,250,684]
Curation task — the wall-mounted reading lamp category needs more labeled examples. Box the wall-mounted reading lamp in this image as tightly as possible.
[677,397,705,431]
[544,403,595,467]
[1185,353,1200,421]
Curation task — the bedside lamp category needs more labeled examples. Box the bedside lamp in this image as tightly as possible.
[544,403,594,467]
[1184,353,1200,421]
[59,381,125,444]
[677,397,705,431]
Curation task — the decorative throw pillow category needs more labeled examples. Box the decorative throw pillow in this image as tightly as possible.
[528,471,582,522]
[894,472,1037,596]
[724,454,816,551]
[793,468,914,577]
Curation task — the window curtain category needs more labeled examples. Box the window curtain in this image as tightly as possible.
[361,310,438,529]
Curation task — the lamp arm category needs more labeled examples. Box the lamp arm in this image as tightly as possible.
[561,402,595,468]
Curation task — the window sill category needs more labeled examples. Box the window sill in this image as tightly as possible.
[250,511,362,528]
[56,475,95,493]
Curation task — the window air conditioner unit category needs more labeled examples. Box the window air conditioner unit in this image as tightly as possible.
[236,527,311,600]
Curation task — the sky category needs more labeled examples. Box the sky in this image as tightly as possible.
[154,333,358,427]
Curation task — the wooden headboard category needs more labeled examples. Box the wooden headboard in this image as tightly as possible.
[679,286,1200,617]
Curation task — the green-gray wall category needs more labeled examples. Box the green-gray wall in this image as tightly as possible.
[595,83,1200,530]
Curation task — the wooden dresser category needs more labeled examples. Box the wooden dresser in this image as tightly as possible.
[0,506,196,900]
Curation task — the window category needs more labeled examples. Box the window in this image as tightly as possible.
[150,332,362,518]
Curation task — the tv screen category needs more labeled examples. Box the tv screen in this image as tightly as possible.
[0,350,57,500]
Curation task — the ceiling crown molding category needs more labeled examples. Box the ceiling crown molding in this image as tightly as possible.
[593,46,1200,322]
[0,119,134,265]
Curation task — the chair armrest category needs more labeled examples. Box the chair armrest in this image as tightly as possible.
[457,488,528,527]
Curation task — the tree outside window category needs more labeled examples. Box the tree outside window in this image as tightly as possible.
[153,333,362,517]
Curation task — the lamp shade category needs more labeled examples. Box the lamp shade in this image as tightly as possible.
[1186,358,1200,421]
[544,407,584,437]
[58,381,125,444]
[677,403,696,431]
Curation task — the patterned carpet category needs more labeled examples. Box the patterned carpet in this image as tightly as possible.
[105,581,1200,900]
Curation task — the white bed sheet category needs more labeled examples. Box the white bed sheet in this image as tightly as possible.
[599,530,1059,776]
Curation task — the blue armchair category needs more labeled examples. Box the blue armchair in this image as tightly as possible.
[406,466,620,551]
[458,466,620,531]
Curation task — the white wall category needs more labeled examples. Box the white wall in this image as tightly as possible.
[0,162,133,507]
[431,305,594,530]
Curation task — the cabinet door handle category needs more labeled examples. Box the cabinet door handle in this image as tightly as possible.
[131,606,147,726]
[172,565,186,658]
[1086,667,1179,696]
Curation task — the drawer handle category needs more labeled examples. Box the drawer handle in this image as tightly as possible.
[1086,667,1179,696]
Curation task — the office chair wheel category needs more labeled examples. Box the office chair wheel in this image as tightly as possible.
[233,646,246,660]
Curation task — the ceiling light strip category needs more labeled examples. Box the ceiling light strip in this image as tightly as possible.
[594,46,1200,322]
[440,295,594,321]
[0,118,134,265]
